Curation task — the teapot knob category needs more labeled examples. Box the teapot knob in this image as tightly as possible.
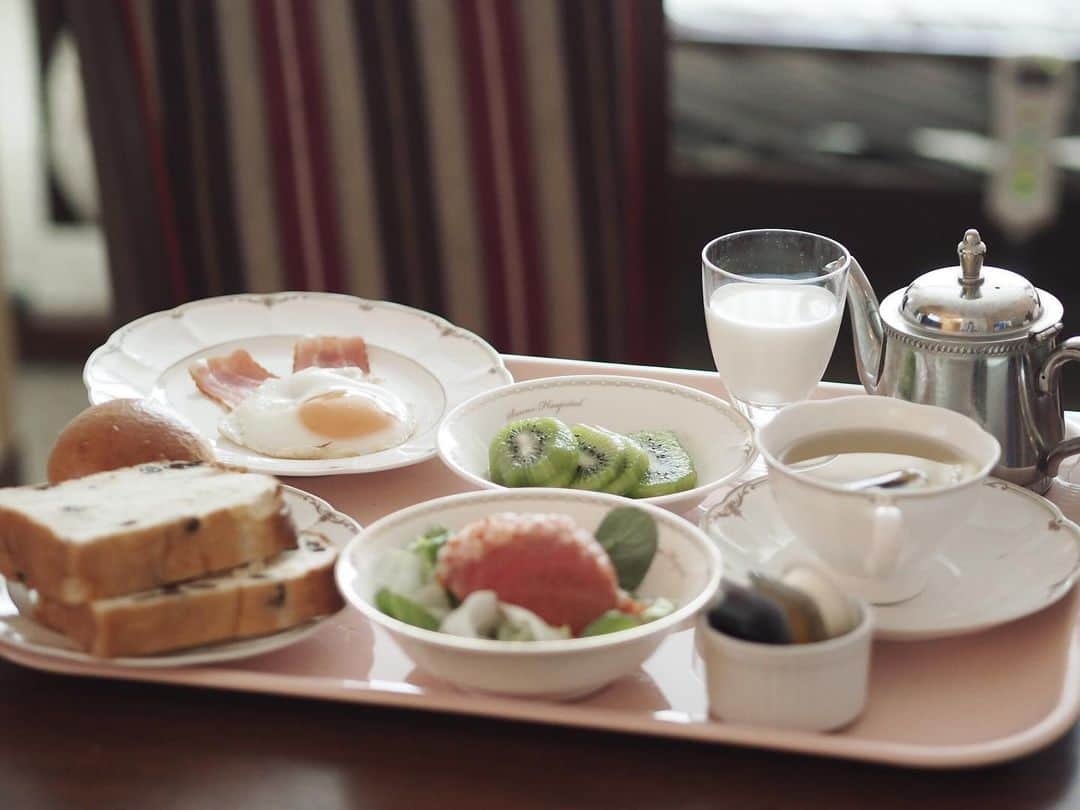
[957,229,986,296]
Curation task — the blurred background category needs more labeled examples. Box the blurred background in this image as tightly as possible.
[1,0,1079,484]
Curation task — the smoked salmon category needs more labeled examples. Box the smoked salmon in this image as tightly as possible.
[436,513,619,634]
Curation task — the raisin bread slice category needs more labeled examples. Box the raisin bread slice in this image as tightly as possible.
[0,462,295,604]
[33,538,342,657]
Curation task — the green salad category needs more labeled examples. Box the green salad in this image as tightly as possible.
[372,507,676,641]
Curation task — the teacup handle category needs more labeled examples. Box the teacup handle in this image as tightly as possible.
[866,502,902,578]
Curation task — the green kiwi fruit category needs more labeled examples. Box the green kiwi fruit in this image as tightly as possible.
[627,430,697,498]
[603,436,650,496]
[489,417,578,488]
[569,425,627,491]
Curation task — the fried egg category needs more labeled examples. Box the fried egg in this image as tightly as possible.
[219,367,415,459]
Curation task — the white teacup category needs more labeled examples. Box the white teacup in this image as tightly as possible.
[756,396,1000,604]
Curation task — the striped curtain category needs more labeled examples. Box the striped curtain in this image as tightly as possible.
[67,0,669,364]
[0,280,13,464]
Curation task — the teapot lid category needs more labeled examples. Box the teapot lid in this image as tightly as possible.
[900,229,1042,336]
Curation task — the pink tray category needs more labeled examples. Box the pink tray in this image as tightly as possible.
[3,356,1077,769]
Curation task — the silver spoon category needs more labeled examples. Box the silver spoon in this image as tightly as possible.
[843,468,927,491]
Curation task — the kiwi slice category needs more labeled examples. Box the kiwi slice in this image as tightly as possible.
[603,436,650,495]
[627,430,697,498]
[489,417,578,488]
[569,425,627,491]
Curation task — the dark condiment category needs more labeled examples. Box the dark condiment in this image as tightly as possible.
[706,581,792,644]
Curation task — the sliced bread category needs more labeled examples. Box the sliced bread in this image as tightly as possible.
[33,538,343,657]
[0,462,295,605]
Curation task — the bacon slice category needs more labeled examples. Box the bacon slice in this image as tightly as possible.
[189,349,276,409]
[292,336,370,374]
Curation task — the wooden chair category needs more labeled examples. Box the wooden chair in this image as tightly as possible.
[68,0,670,364]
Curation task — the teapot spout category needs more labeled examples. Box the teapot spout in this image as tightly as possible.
[846,257,886,392]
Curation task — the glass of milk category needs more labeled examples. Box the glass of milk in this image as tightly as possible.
[702,230,850,429]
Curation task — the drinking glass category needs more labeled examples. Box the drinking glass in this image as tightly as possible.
[702,230,850,429]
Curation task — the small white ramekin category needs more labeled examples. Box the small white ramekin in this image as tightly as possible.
[696,595,873,732]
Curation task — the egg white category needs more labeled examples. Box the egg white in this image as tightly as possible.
[219,367,415,459]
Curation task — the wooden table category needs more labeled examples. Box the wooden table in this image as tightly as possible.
[3,358,1077,807]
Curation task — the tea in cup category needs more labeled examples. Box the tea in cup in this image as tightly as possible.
[756,396,1000,603]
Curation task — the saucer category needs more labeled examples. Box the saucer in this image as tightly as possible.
[702,476,1080,641]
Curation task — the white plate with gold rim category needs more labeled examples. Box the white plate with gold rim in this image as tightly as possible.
[0,487,359,668]
[83,293,513,476]
[701,473,1080,641]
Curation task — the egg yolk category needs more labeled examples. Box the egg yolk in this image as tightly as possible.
[298,391,398,439]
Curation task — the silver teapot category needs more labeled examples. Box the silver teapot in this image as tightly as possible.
[847,228,1080,492]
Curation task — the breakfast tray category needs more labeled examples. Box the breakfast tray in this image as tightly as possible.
[2,356,1077,769]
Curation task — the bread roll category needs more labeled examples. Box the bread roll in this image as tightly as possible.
[48,399,213,484]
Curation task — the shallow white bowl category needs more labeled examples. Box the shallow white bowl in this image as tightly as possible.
[436,375,755,514]
[335,489,723,700]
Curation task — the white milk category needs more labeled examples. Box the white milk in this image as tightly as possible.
[706,283,841,407]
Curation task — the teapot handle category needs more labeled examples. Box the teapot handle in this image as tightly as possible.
[1038,336,1080,476]
[846,256,886,393]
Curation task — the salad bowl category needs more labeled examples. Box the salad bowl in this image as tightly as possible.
[436,375,755,514]
[335,489,722,700]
